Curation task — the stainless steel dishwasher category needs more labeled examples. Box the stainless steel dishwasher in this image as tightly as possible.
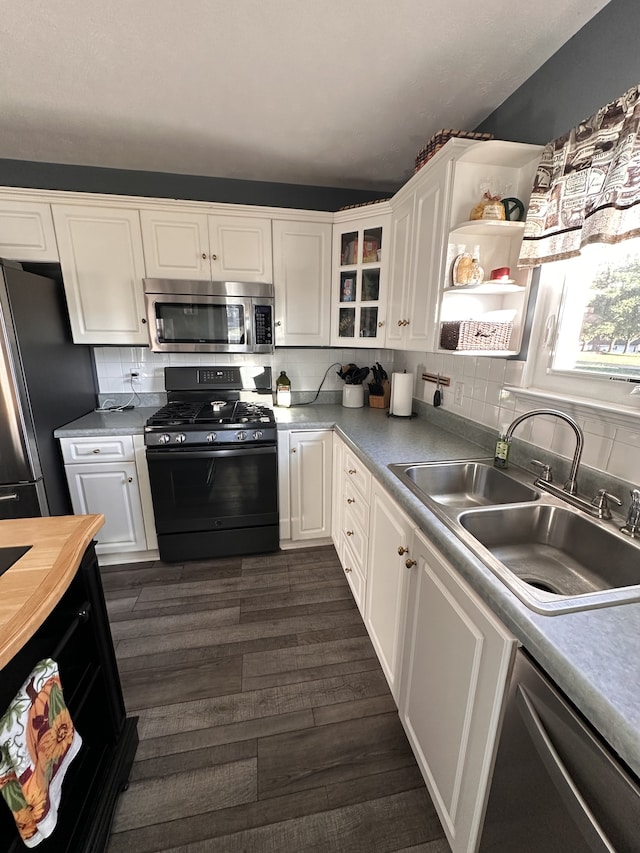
[479,648,640,852]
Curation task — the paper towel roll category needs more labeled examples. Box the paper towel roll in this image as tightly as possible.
[390,372,413,417]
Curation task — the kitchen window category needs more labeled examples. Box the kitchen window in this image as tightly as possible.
[527,236,640,409]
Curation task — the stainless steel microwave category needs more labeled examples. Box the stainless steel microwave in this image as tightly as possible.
[143,279,275,353]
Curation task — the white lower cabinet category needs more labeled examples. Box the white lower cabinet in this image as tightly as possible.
[365,480,414,701]
[60,435,157,558]
[332,435,371,615]
[399,527,517,853]
[288,430,333,541]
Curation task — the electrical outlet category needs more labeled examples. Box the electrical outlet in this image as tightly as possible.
[129,370,140,382]
[454,381,464,406]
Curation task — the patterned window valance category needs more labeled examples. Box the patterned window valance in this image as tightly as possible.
[518,82,640,268]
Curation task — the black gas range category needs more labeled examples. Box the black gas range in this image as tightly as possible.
[144,366,276,447]
[145,366,279,563]
[144,398,277,447]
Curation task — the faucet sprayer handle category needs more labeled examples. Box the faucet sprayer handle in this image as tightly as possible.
[620,488,640,537]
[590,489,623,520]
[531,459,553,482]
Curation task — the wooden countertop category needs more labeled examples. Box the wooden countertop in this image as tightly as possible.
[0,514,104,669]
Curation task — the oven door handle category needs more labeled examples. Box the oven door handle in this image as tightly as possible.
[146,446,276,461]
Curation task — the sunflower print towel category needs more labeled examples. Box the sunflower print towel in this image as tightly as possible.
[0,659,82,847]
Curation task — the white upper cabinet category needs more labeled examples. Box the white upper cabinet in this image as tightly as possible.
[386,192,414,348]
[386,138,542,355]
[0,199,58,261]
[52,204,149,345]
[141,209,273,282]
[330,206,391,348]
[272,218,332,346]
[140,210,209,279]
[435,140,543,356]
[387,154,452,351]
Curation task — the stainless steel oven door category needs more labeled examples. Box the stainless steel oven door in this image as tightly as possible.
[146,292,254,353]
[146,445,278,535]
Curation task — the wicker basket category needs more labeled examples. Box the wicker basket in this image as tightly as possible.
[415,130,494,173]
[440,320,513,352]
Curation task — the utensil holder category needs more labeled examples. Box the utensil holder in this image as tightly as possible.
[342,385,364,408]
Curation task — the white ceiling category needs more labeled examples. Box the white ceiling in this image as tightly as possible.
[1,0,611,191]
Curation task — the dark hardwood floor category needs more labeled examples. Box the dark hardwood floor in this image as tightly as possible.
[103,544,449,852]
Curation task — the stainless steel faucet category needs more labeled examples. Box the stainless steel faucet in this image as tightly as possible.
[621,488,640,538]
[505,409,584,495]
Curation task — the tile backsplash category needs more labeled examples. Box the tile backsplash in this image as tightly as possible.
[395,350,640,487]
[93,345,640,485]
[93,346,397,401]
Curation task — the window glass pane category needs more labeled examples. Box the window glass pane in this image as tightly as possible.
[340,231,358,265]
[363,227,382,263]
[359,307,378,338]
[552,238,640,380]
[340,273,357,302]
[338,307,355,338]
[362,269,380,301]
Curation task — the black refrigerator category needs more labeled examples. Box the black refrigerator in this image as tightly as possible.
[0,259,97,519]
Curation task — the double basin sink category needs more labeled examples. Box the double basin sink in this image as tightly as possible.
[389,459,640,615]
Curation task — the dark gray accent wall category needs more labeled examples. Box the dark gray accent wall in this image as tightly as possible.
[0,159,391,212]
[476,0,640,144]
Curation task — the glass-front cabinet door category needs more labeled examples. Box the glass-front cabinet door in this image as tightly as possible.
[331,207,391,347]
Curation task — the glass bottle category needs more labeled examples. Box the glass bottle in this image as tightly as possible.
[494,434,511,468]
[276,370,291,407]
[469,245,484,285]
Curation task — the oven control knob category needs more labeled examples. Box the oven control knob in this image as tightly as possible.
[236,430,248,441]
[206,432,217,443]
[253,430,263,440]
[175,433,187,444]
[158,434,171,445]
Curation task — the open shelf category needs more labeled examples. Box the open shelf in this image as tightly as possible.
[444,282,524,294]
[450,220,526,236]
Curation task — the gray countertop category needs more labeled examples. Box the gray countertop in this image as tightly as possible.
[55,402,640,778]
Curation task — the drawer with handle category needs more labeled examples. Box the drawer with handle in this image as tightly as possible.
[343,448,371,502]
[60,435,136,464]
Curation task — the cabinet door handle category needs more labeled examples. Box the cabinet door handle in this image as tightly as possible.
[398,545,409,555]
[275,320,282,327]
[141,318,147,324]
[348,468,356,475]
[92,448,101,454]
[0,493,18,502]
[211,253,218,260]
[397,320,403,327]
[346,530,354,536]
[347,497,355,504]
[344,566,352,574]
[128,477,133,483]
[405,558,417,569]
[202,253,207,259]
[378,321,384,327]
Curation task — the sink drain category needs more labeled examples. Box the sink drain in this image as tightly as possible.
[522,578,561,595]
